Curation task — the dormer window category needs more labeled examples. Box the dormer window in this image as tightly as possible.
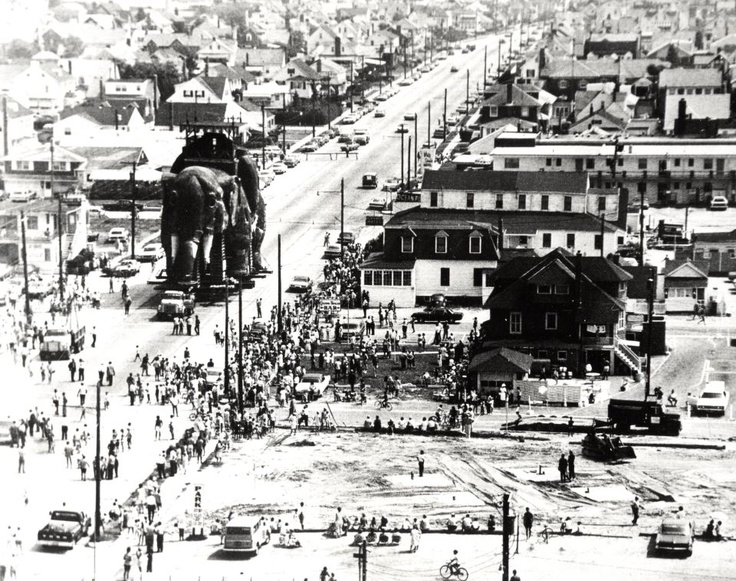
[435,231,448,254]
[401,236,414,253]
[469,232,482,254]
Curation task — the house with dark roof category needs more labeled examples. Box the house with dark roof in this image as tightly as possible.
[679,228,736,275]
[54,100,153,141]
[236,48,286,81]
[467,347,533,399]
[168,76,233,104]
[658,68,730,134]
[584,33,640,58]
[478,83,547,130]
[661,258,710,313]
[482,248,641,376]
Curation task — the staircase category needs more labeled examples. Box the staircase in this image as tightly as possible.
[614,339,643,374]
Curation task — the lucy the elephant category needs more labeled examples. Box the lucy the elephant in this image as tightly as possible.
[161,156,266,283]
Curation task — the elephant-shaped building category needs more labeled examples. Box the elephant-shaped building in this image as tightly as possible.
[161,130,266,285]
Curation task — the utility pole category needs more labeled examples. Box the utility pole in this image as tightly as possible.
[466,69,470,112]
[129,161,137,259]
[238,280,244,415]
[277,234,282,334]
[340,178,345,261]
[361,55,365,102]
[311,83,316,138]
[600,213,605,258]
[400,128,405,187]
[427,101,431,150]
[354,540,368,581]
[443,88,447,140]
[646,275,655,399]
[224,276,230,397]
[52,139,64,300]
[20,212,32,324]
[261,103,266,167]
[407,135,412,187]
[484,46,488,88]
[326,77,331,130]
[94,375,102,541]
[502,493,511,581]
[413,115,418,179]
[282,93,287,153]
[639,187,646,266]
[350,62,354,112]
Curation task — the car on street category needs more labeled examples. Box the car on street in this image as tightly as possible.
[323,244,341,258]
[382,178,402,192]
[337,231,355,245]
[294,373,331,398]
[259,168,275,186]
[395,124,409,133]
[375,93,388,102]
[272,162,288,174]
[398,77,413,86]
[709,195,728,211]
[138,243,164,263]
[374,108,386,117]
[404,112,417,121]
[340,141,359,152]
[339,321,365,340]
[147,267,167,285]
[337,133,353,143]
[341,114,358,124]
[157,289,195,318]
[110,259,141,278]
[353,129,370,145]
[37,509,91,549]
[298,142,318,153]
[26,278,54,299]
[361,173,378,189]
[450,66,459,73]
[368,196,385,210]
[283,155,300,168]
[106,228,129,243]
[411,306,463,324]
[288,275,313,292]
[688,380,729,415]
[654,518,694,555]
[9,191,38,203]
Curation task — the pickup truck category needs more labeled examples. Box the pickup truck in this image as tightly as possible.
[37,509,91,548]
[157,290,195,319]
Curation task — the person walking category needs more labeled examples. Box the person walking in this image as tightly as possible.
[510,570,521,581]
[522,508,534,539]
[91,326,97,348]
[122,547,132,581]
[106,362,115,386]
[416,450,425,477]
[558,453,568,483]
[409,526,421,552]
[631,496,642,525]
[17,447,25,473]
[68,358,77,382]
[568,450,576,480]
[124,296,132,315]
[78,358,85,382]
[194,315,200,335]
[256,298,262,319]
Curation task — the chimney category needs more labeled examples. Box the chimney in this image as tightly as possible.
[506,82,512,104]
[205,57,209,76]
[539,48,546,71]
[317,59,322,73]
[99,79,104,100]
[335,36,341,57]
[114,109,119,130]
[152,74,159,112]
[68,60,72,75]
[169,102,174,131]
[246,52,250,66]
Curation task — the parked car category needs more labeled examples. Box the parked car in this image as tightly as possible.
[395,124,409,134]
[259,168,275,186]
[654,519,694,555]
[411,307,463,323]
[272,162,288,175]
[157,290,195,318]
[138,243,164,263]
[324,244,341,258]
[398,77,413,86]
[26,278,54,299]
[362,173,378,189]
[340,142,359,152]
[288,275,312,292]
[382,178,402,192]
[110,259,141,278]
[374,94,389,102]
[368,197,386,210]
[106,228,129,243]
[337,231,355,245]
[299,142,318,153]
[9,191,38,203]
[450,66,459,73]
[709,196,728,211]
[283,155,300,168]
[374,108,386,117]
[37,509,91,549]
[294,373,330,398]
[404,112,417,121]
[102,201,144,212]
[688,380,729,415]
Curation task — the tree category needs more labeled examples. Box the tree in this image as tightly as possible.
[116,61,181,102]
[6,39,37,59]
[287,30,305,58]
[694,30,704,51]
[665,44,681,67]
[62,36,85,58]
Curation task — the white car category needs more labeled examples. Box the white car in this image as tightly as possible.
[710,196,728,211]
[107,228,129,243]
[138,243,164,263]
[259,169,275,186]
[374,108,386,118]
[368,197,386,210]
[398,77,413,86]
[689,380,729,415]
[294,373,330,398]
[272,162,288,175]
[288,275,312,292]
[10,191,38,203]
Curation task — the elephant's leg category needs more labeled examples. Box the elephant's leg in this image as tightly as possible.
[171,234,180,263]
[202,232,213,267]
[179,239,200,281]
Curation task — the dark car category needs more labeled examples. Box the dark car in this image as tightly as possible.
[654,519,694,555]
[38,509,91,549]
[411,307,463,323]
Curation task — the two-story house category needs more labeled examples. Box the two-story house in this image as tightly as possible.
[478,83,546,130]
[236,48,287,82]
[1,96,35,156]
[10,56,77,114]
[1,142,85,199]
[167,76,233,104]
[483,248,639,376]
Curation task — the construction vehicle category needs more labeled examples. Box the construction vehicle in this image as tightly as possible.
[607,398,682,436]
[581,429,636,462]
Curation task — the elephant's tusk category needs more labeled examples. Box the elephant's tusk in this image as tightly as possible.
[202,232,213,265]
[171,234,180,262]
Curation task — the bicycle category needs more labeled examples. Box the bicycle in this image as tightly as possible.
[374,399,393,411]
[439,562,468,581]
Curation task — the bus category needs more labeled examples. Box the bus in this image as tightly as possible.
[222,516,270,555]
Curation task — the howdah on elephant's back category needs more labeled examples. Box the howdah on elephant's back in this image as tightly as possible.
[161,131,266,285]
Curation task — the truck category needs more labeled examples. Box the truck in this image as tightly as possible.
[607,398,682,436]
[157,290,195,319]
[354,128,370,145]
[39,307,85,361]
[37,509,91,548]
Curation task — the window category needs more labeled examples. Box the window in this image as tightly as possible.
[537,284,552,294]
[598,196,606,211]
[518,194,526,210]
[688,158,694,167]
[555,285,570,295]
[555,158,562,167]
[466,192,474,208]
[521,106,530,118]
[704,159,713,170]
[393,271,403,286]
[545,158,552,167]
[519,236,528,245]
[559,79,569,89]
[537,349,549,359]
[686,182,692,190]
[183,90,193,97]
[542,233,552,248]
[495,194,503,209]
[52,161,66,171]
[364,271,373,285]
[15,161,31,170]
[473,268,484,287]
[557,350,567,361]
[594,234,602,250]
[383,271,393,285]
[504,158,520,169]
[64,128,71,136]
[566,233,575,248]
[586,158,595,169]
[673,182,680,190]
[44,248,51,262]
[469,234,482,254]
[403,271,412,286]
[429,191,438,207]
[435,233,447,254]
[489,106,498,117]
[638,159,647,170]
[27,216,39,230]
[509,312,522,334]
[440,267,450,286]
[545,312,558,330]
[401,236,413,253]
[541,195,549,210]
[563,196,572,211]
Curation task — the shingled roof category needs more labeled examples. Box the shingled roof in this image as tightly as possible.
[421,170,588,194]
